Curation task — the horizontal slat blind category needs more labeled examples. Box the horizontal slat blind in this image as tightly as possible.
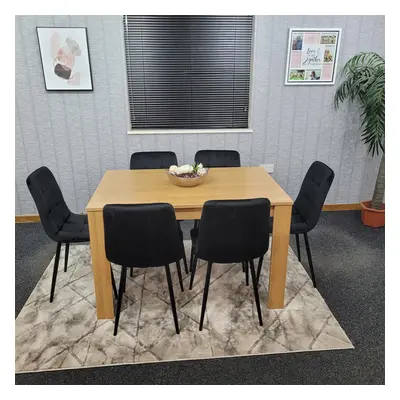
[123,15,253,130]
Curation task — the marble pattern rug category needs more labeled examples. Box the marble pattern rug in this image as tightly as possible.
[15,241,353,373]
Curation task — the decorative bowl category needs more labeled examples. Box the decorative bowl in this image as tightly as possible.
[167,169,208,187]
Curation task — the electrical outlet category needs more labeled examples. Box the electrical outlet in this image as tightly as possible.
[261,164,274,173]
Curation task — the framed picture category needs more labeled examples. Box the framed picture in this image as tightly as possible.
[36,27,93,91]
[285,28,342,85]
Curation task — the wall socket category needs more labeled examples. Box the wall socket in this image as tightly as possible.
[261,164,274,173]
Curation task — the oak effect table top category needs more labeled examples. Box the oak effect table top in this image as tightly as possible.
[86,167,293,212]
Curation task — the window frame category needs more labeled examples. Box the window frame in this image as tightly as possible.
[122,15,256,135]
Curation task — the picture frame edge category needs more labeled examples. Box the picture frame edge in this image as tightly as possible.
[284,27,342,86]
[36,26,93,92]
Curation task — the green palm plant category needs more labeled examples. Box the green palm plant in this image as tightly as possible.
[334,52,385,210]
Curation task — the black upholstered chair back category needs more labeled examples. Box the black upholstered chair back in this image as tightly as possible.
[195,150,241,168]
[195,198,271,264]
[130,151,178,170]
[103,203,183,267]
[294,161,335,232]
[26,166,71,242]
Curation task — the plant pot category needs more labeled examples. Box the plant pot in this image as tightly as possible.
[360,201,385,228]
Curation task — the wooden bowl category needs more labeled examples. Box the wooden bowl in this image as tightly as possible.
[167,169,208,187]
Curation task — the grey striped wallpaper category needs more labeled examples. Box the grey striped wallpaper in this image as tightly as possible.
[15,15,385,215]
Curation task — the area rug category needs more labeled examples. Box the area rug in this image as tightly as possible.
[15,241,353,373]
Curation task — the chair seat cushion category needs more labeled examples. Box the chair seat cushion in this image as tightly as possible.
[290,213,308,234]
[190,227,199,241]
[269,211,308,235]
[56,213,89,243]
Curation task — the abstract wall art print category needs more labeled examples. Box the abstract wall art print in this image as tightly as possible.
[285,28,341,85]
[37,27,93,91]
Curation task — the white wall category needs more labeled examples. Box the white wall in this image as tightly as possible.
[15,15,385,214]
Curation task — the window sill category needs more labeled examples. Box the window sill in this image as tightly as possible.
[127,128,253,135]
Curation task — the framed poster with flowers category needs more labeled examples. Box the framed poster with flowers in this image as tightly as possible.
[36,27,93,91]
[285,28,342,85]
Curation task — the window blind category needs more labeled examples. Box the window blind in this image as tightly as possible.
[123,15,253,130]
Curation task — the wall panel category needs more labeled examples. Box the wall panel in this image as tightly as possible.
[15,15,385,214]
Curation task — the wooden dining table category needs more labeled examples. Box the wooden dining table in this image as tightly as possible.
[86,166,293,319]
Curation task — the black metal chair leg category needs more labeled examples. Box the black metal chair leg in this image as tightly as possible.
[176,260,184,292]
[256,255,264,285]
[182,248,189,275]
[123,269,127,293]
[190,242,195,272]
[189,257,198,290]
[249,260,263,326]
[64,242,69,272]
[165,264,180,334]
[303,233,317,288]
[130,268,133,278]
[110,264,117,299]
[114,266,127,336]
[295,233,301,262]
[199,262,212,331]
[190,221,199,273]
[50,242,62,303]
[245,261,249,286]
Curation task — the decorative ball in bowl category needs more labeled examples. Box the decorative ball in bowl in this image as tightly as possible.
[167,163,208,187]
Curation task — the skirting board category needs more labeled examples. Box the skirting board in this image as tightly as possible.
[15,214,41,223]
[322,203,362,211]
[15,203,362,223]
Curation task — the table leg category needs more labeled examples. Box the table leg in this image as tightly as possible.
[88,211,114,319]
[268,205,291,309]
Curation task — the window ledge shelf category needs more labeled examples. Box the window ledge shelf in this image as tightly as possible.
[127,128,254,135]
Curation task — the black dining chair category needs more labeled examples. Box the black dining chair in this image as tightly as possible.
[130,151,178,170]
[191,149,242,266]
[26,166,117,303]
[194,149,241,168]
[129,150,188,275]
[103,203,184,336]
[268,161,334,288]
[189,198,271,330]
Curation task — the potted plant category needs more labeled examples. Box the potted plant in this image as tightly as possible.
[334,52,385,227]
